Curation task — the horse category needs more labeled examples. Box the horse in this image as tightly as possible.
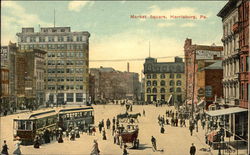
[128,113,141,122]
[117,113,129,122]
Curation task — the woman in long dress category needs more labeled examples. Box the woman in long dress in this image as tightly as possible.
[13,137,21,155]
[90,140,100,155]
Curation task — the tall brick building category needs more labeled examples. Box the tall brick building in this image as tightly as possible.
[238,0,249,109]
[16,49,46,109]
[184,38,223,108]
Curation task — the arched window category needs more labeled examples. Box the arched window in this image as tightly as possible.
[147,88,151,93]
[153,74,157,79]
[177,80,182,86]
[170,73,174,78]
[176,87,181,92]
[160,74,165,79]
[170,87,174,93]
[169,80,174,86]
[147,81,151,86]
[147,74,151,79]
[152,88,157,93]
[153,80,157,86]
[160,80,165,86]
[160,88,165,93]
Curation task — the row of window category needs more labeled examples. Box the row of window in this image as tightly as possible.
[48,93,83,102]
[47,52,84,58]
[47,85,84,90]
[47,77,84,82]
[21,36,85,43]
[147,80,182,86]
[47,68,85,74]
[147,73,182,79]
[240,56,249,72]
[146,87,182,93]
[20,44,86,50]
[47,60,85,66]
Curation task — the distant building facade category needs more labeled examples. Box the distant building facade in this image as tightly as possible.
[16,27,90,105]
[89,67,140,102]
[184,39,223,107]
[143,57,186,106]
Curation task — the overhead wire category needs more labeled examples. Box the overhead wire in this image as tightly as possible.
[89,55,185,62]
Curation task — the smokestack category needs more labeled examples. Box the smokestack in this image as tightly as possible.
[127,62,130,72]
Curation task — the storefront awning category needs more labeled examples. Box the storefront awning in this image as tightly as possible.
[206,107,248,117]
[197,100,205,107]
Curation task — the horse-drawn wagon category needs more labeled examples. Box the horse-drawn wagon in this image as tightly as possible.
[119,124,139,149]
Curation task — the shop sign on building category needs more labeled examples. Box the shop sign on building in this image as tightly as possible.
[196,50,221,60]
[205,86,212,97]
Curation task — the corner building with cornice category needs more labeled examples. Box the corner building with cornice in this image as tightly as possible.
[143,57,186,106]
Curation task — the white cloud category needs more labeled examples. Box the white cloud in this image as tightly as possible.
[1,1,52,45]
[157,22,175,28]
[68,1,94,12]
[180,23,196,27]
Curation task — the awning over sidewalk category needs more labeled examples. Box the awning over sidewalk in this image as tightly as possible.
[197,100,205,107]
[206,107,248,117]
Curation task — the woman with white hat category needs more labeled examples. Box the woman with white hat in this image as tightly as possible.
[13,136,21,155]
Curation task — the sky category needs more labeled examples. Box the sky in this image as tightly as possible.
[1,0,227,76]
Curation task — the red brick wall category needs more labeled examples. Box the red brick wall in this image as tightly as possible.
[239,0,249,109]
[205,69,223,102]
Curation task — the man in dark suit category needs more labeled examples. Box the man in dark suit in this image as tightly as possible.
[190,143,196,155]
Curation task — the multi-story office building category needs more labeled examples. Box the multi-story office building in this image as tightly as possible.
[218,0,240,106]
[217,0,248,142]
[16,27,90,105]
[143,57,186,106]
[1,42,18,110]
[15,49,46,109]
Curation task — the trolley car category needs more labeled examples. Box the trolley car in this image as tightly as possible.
[13,110,57,145]
[57,106,94,132]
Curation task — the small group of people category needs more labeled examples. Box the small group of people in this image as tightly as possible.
[1,137,22,155]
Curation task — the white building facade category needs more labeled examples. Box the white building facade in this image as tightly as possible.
[219,5,240,106]
[16,27,90,105]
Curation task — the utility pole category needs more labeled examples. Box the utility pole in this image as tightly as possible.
[56,60,58,107]
[191,50,196,120]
